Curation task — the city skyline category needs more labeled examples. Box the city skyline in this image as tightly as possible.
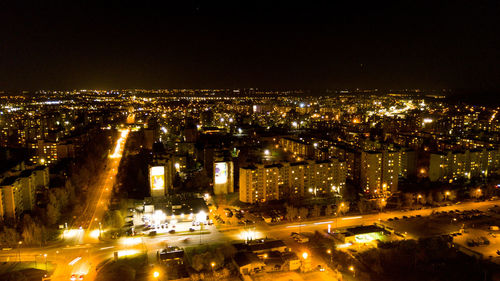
[0,1,499,100]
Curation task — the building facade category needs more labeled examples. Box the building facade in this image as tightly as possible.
[239,159,346,204]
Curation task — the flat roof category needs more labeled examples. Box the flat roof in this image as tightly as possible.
[346,225,385,236]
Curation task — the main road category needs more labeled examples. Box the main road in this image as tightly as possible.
[1,196,498,281]
[49,128,129,281]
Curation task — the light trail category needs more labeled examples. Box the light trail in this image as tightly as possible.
[68,257,82,266]
[341,216,363,220]
[314,221,334,225]
[286,224,307,228]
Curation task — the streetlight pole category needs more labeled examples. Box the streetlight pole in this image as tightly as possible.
[199,223,202,245]
[17,241,22,262]
[44,254,47,271]
[349,265,355,278]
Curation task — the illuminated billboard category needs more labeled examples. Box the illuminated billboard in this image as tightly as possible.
[214,162,228,184]
[150,166,165,191]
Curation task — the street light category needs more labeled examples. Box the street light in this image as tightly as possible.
[211,262,216,273]
[326,249,332,263]
[445,191,451,201]
[44,254,47,271]
[349,265,355,277]
[298,216,302,234]
[153,271,160,279]
[302,252,308,260]
[17,241,22,262]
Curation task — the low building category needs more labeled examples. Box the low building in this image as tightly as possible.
[233,252,265,275]
[159,247,184,265]
[233,239,288,255]
[336,225,387,244]
[262,251,301,272]
[247,240,287,255]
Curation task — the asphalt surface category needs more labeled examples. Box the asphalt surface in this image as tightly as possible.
[1,198,499,281]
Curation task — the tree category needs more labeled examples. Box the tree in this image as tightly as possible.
[103,210,124,229]
[447,190,457,201]
[95,263,136,281]
[285,205,298,221]
[434,191,444,202]
[218,244,236,259]
[45,202,60,225]
[403,193,414,208]
[65,180,76,205]
[4,271,28,281]
[311,205,321,217]
[426,193,434,205]
[357,200,368,214]
[299,207,309,219]
[337,202,350,215]
[325,205,334,216]
[417,194,427,205]
[375,198,387,211]
[22,215,44,247]
[52,188,69,210]
[0,226,20,247]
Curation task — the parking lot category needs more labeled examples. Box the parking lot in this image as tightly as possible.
[211,205,258,228]
[381,208,492,238]
[380,207,500,264]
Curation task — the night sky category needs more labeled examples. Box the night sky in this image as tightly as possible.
[1,1,499,98]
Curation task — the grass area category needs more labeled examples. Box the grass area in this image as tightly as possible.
[0,261,56,275]
[183,243,225,254]
[95,253,148,281]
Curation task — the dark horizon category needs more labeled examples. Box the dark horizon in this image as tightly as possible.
[1,1,499,101]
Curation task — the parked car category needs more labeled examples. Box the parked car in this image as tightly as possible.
[294,234,309,243]
[481,237,490,245]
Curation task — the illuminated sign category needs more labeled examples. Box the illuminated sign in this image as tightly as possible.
[150,166,164,190]
[214,162,228,184]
